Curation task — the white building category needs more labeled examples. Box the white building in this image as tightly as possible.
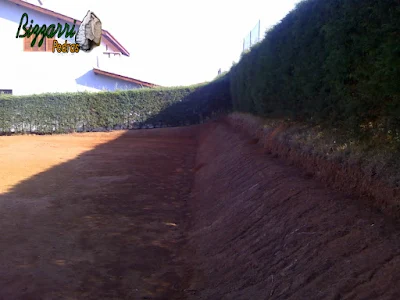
[0,0,158,95]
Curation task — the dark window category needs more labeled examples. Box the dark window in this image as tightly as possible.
[0,89,12,95]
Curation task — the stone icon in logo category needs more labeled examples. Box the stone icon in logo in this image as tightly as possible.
[75,10,102,52]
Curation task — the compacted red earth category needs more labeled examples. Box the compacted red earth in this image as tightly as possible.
[1,120,400,299]
[0,128,199,300]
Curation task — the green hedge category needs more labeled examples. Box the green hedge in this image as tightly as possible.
[0,73,231,134]
[230,0,400,138]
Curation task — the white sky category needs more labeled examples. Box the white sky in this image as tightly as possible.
[35,0,302,86]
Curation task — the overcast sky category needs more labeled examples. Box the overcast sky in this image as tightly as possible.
[37,0,302,86]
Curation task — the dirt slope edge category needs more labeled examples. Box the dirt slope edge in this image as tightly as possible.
[225,113,400,221]
[187,118,400,299]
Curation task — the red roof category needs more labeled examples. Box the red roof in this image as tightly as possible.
[8,0,130,56]
[93,68,159,88]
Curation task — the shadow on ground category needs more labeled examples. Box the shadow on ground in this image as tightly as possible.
[186,118,400,299]
[3,114,400,300]
[0,126,201,300]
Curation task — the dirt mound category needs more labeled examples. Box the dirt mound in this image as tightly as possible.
[187,120,400,299]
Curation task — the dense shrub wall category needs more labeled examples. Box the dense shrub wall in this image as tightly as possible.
[0,74,231,134]
[230,0,400,138]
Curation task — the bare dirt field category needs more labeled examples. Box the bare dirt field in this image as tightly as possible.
[0,128,199,300]
[1,121,400,300]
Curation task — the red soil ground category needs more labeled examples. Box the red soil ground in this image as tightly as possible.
[0,128,199,300]
[1,120,400,299]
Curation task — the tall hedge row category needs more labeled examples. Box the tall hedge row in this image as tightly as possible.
[0,74,231,134]
[230,0,400,137]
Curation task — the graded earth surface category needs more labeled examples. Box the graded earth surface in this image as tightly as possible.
[1,121,400,299]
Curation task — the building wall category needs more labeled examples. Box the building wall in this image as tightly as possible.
[0,0,140,95]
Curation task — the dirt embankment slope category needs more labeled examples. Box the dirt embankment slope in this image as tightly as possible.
[226,113,400,220]
[187,118,400,299]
